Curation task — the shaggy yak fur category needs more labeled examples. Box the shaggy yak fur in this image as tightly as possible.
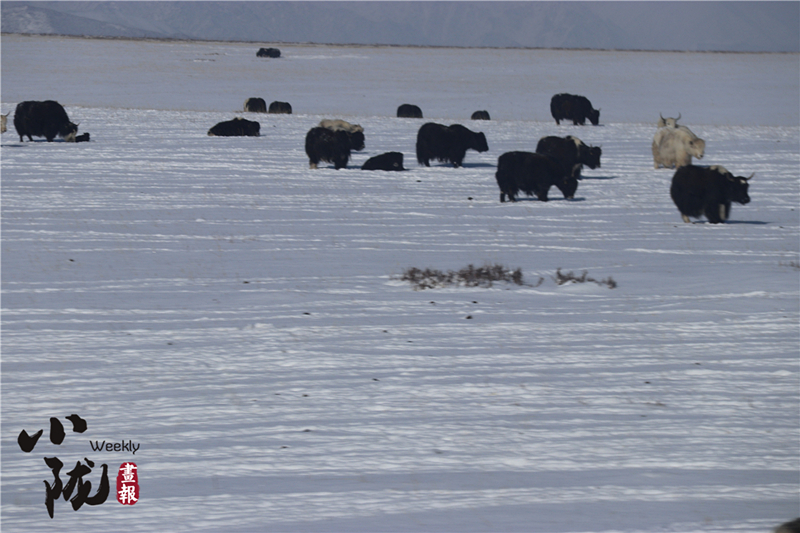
[14,100,78,142]
[550,93,600,126]
[415,122,488,168]
[207,117,260,137]
[495,151,579,203]
[670,165,752,223]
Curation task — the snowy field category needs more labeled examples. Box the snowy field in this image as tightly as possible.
[1,35,799,532]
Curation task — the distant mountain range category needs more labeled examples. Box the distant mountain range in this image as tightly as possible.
[2,1,798,52]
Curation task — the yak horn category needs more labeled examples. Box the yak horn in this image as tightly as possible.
[676,112,681,121]
[746,173,754,180]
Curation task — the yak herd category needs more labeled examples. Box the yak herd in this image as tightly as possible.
[6,92,753,224]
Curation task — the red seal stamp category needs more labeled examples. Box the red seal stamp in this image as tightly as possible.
[116,462,139,505]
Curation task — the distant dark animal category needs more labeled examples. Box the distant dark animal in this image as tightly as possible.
[244,98,267,113]
[305,127,364,169]
[495,151,578,203]
[416,122,488,168]
[13,100,78,142]
[361,152,405,171]
[257,47,281,58]
[774,518,800,533]
[657,112,681,128]
[471,110,490,120]
[318,119,365,151]
[268,101,292,114]
[207,117,260,137]
[397,104,423,118]
[0,113,8,133]
[670,165,752,223]
[653,124,705,168]
[536,135,601,180]
[75,132,90,143]
[550,93,600,126]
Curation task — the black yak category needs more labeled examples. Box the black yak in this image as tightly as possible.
[397,104,423,118]
[13,100,78,142]
[244,98,267,113]
[536,135,601,180]
[416,122,488,168]
[471,110,490,120]
[361,152,405,171]
[670,165,752,223]
[305,127,363,169]
[550,93,600,126]
[774,519,800,533]
[268,101,292,114]
[257,47,281,58]
[207,117,260,137]
[495,151,578,203]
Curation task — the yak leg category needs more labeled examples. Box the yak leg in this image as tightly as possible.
[681,214,691,223]
[719,204,729,222]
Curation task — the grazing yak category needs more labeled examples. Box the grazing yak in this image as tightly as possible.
[657,112,681,128]
[207,117,260,137]
[536,135,601,180]
[774,518,800,533]
[318,119,365,152]
[1,113,7,133]
[670,165,752,223]
[471,110,490,120]
[495,151,578,203]
[244,98,267,113]
[550,93,600,126]
[257,47,281,58]
[652,124,705,168]
[397,104,423,118]
[305,127,364,169]
[269,101,292,114]
[361,152,405,171]
[416,122,488,167]
[13,100,78,142]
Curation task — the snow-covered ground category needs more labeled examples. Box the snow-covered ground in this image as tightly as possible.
[1,35,798,532]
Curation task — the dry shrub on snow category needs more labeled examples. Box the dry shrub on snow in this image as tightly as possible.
[552,268,617,289]
[400,264,524,290]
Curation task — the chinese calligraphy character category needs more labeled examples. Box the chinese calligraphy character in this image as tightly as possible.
[43,457,109,518]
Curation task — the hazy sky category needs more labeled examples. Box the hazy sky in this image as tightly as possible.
[2,1,799,52]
